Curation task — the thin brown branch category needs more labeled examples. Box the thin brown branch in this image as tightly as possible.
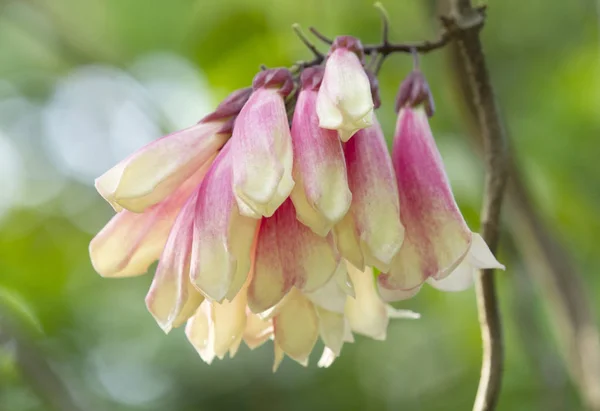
[292,24,324,59]
[441,2,509,410]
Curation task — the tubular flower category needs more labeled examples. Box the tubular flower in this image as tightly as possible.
[231,69,295,218]
[378,71,504,295]
[334,116,404,272]
[90,87,251,278]
[316,36,374,142]
[95,88,251,213]
[185,263,419,370]
[290,67,352,236]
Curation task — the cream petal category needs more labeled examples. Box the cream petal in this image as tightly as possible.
[211,290,248,359]
[273,288,319,366]
[243,311,273,350]
[469,233,505,270]
[190,146,257,302]
[342,118,404,272]
[90,164,210,278]
[380,108,472,293]
[305,263,350,313]
[317,48,373,141]
[185,302,215,365]
[145,192,204,332]
[290,88,351,235]
[317,347,337,368]
[316,307,345,355]
[248,200,339,313]
[231,88,294,218]
[333,213,364,270]
[96,121,227,212]
[345,264,389,340]
[273,342,285,372]
[427,233,505,292]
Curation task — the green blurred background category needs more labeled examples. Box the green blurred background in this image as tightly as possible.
[0,0,598,410]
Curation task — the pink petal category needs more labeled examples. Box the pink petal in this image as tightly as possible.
[335,117,404,272]
[273,288,319,366]
[145,191,204,333]
[231,88,294,218]
[89,163,211,278]
[190,144,258,302]
[317,48,373,142]
[290,87,351,236]
[248,199,339,313]
[95,121,227,212]
[379,107,471,292]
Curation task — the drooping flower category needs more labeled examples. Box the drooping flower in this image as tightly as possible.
[90,88,251,279]
[231,68,295,218]
[290,67,352,236]
[334,116,405,272]
[95,88,251,213]
[378,70,504,295]
[316,36,373,142]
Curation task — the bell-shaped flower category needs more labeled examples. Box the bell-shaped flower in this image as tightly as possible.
[290,67,352,236]
[316,36,373,142]
[89,160,213,278]
[231,69,295,218]
[247,199,340,313]
[189,143,259,303]
[96,88,251,212]
[334,117,405,272]
[378,71,503,294]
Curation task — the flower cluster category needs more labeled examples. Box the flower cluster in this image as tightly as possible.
[90,35,503,370]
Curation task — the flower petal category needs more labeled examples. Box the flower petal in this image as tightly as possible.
[190,145,258,302]
[427,233,505,292]
[145,191,204,333]
[243,311,273,350]
[96,121,227,212]
[290,87,351,235]
[305,263,350,313]
[273,288,319,366]
[231,88,294,218]
[248,200,339,313]
[345,264,389,340]
[211,289,248,359]
[185,301,215,365]
[317,346,337,368]
[315,307,345,355]
[340,118,404,272]
[380,108,471,292]
[317,48,373,141]
[89,163,211,278]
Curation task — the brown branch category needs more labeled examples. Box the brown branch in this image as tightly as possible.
[441,2,509,410]
[439,0,600,407]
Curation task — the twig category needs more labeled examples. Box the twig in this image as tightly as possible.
[308,27,333,45]
[442,2,509,410]
[292,24,324,59]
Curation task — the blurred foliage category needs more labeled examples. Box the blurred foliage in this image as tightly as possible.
[0,0,598,410]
